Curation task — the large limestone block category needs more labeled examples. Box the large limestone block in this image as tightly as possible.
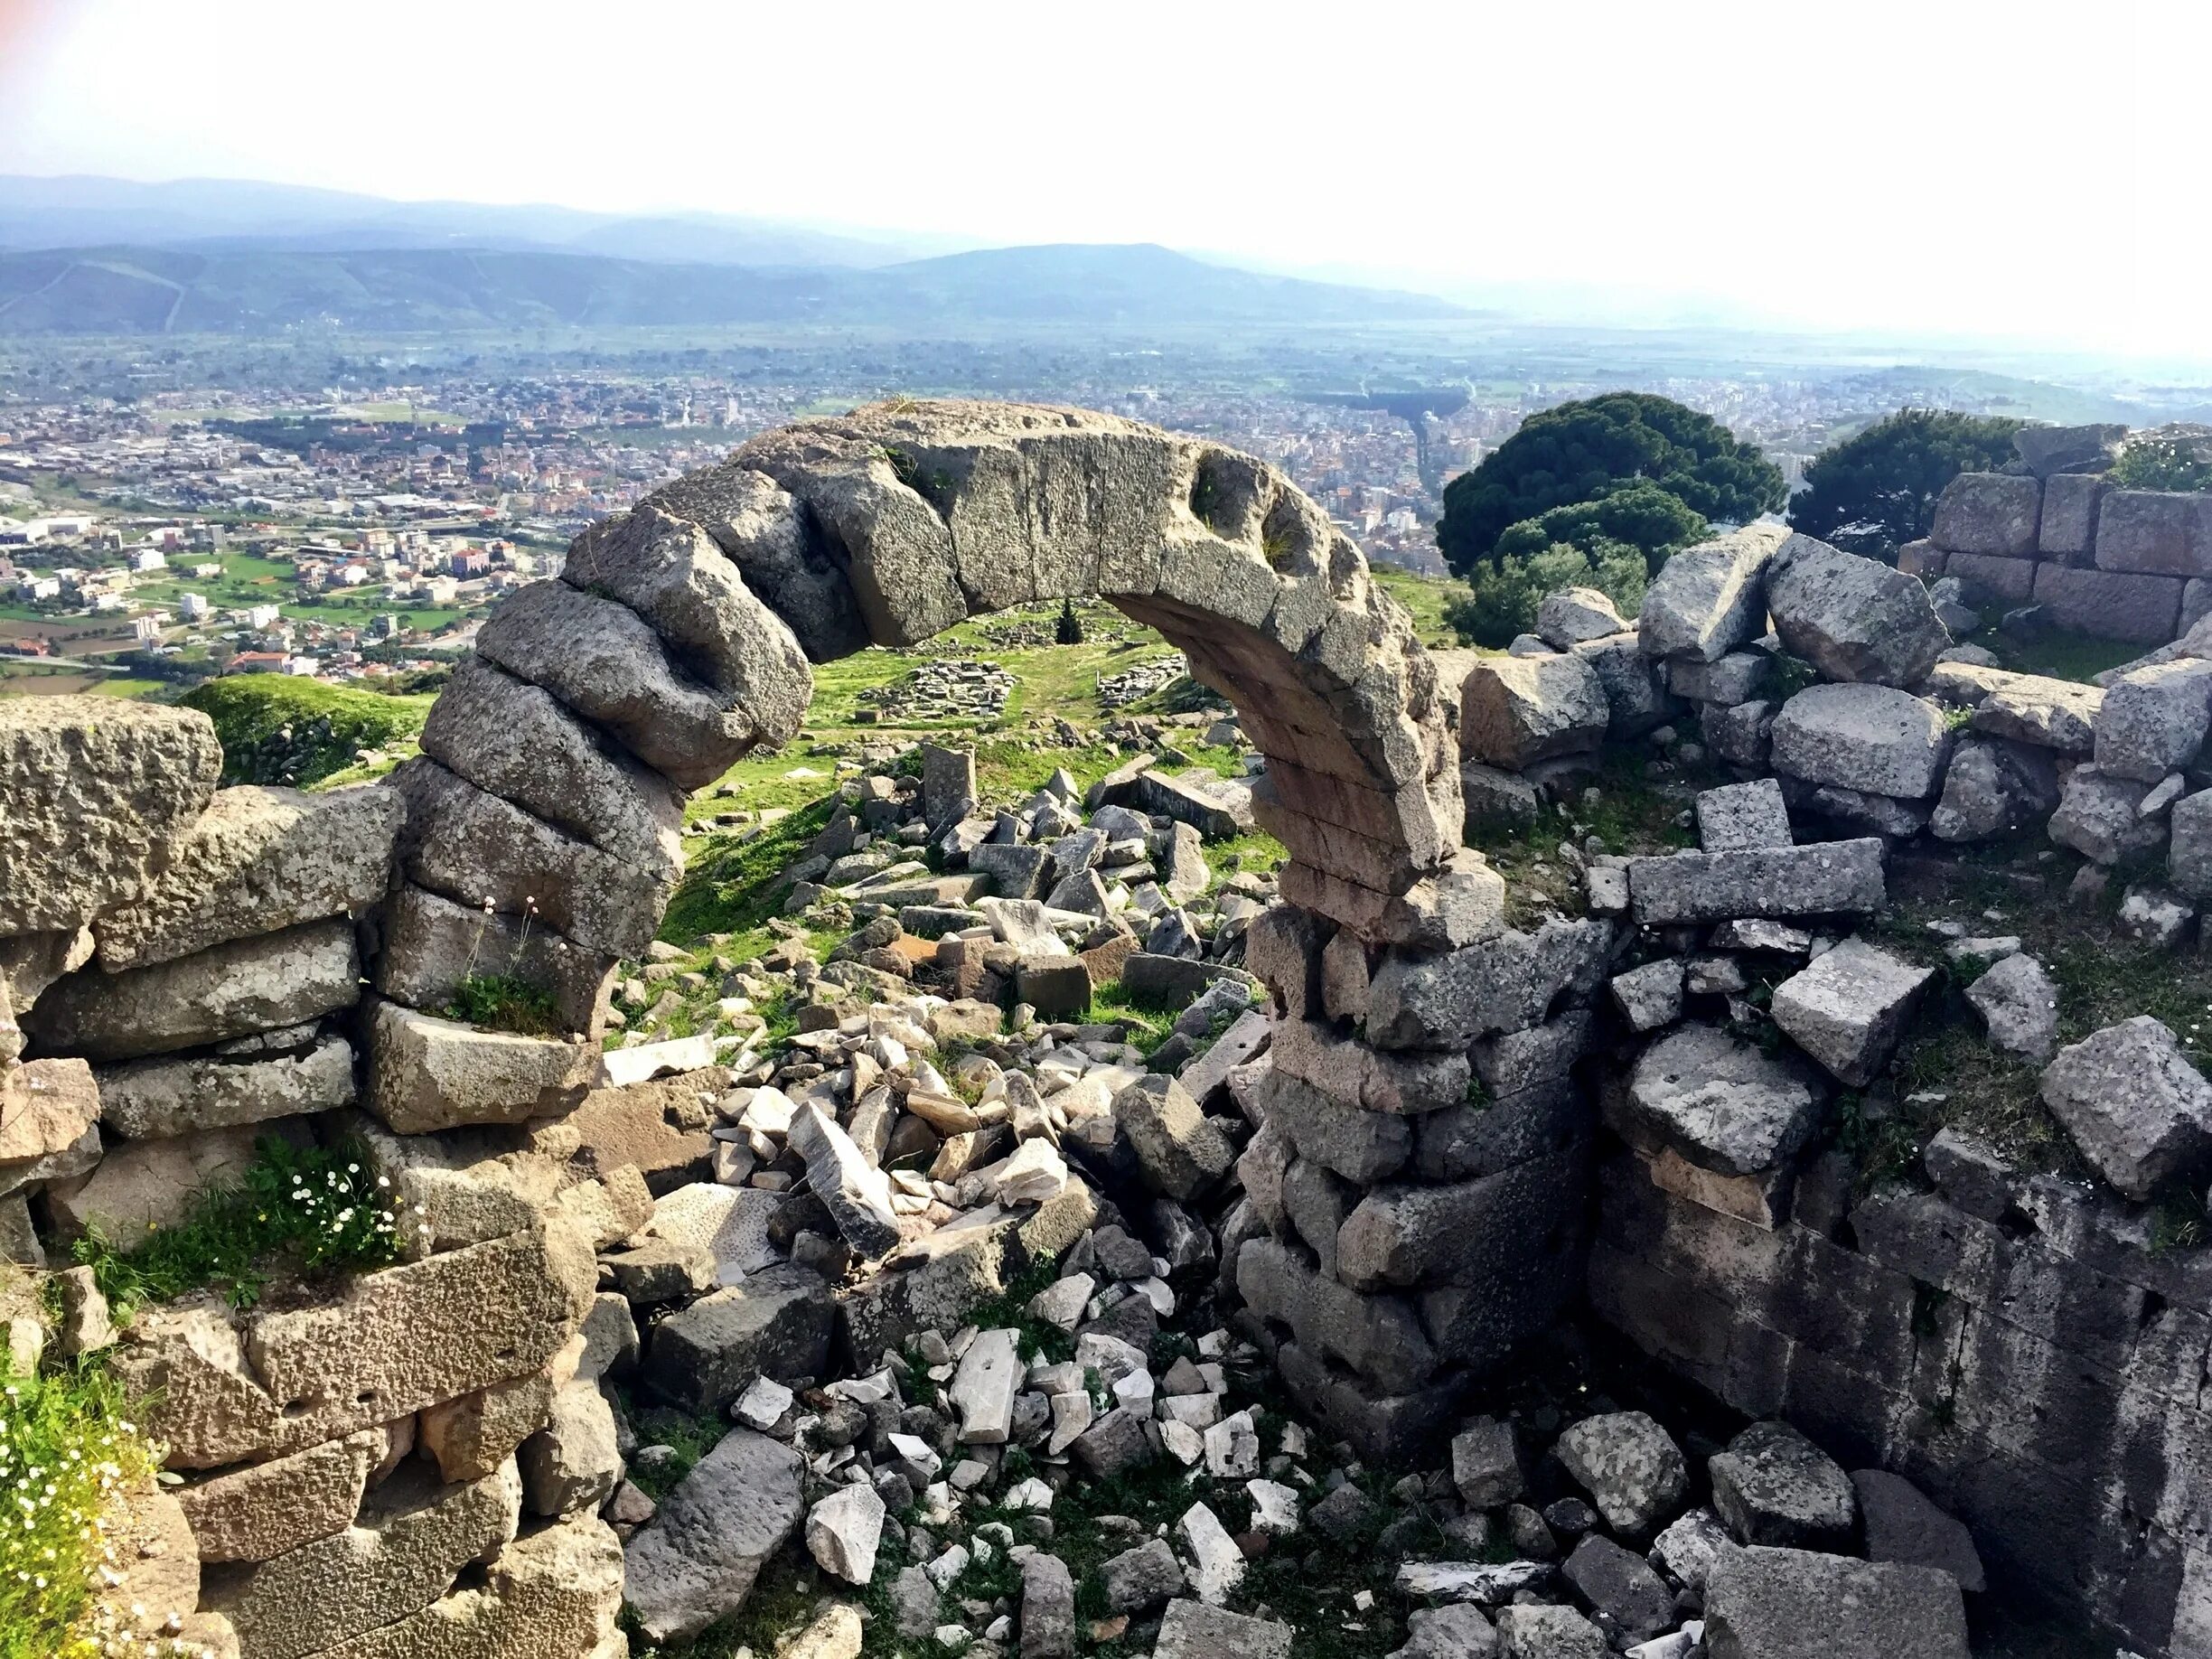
[1336,1147,1587,1293]
[199,1457,523,1659]
[645,459,872,661]
[559,501,812,743]
[1572,630,1678,739]
[1703,1548,1968,1659]
[473,579,759,790]
[1616,1024,1826,1176]
[419,1368,561,1483]
[535,1068,719,1196]
[2039,1016,2212,1200]
[518,1379,623,1518]
[95,783,402,971]
[1769,684,1949,799]
[2095,489,2212,577]
[366,999,593,1135]
[2094,658,2212,781]
[1928,736,2058,842]
[1556,1411,1689,1536]
[1768,938,1934,1088]
[1763,534,1948,687]
[2172,789,2212,900]
[374,884,615,1036]
[788,1101,903,1256]
[2048,765,2163,865]
[95,1031,353,1140]
[2014,422,2125,481]
[622,1427,804,1644]
[391,758,666,959]
[1458,653,1608,769]
[1625,839,1885,925]
[0,695,221,934]
[303,1511,624,1659]
[44,1120,307,1241]
[640,1261,835,1413]
[176,1429,384,1563]
[2039,472,2107,558]
[1966,674,2101,754]
[1637,523,1789,663]
[1930,472,2040,557]
[1536,586,1627,648]
[25,918,360,1063]
[116,1222,595,1467]
[0,1054,100,1189]
[417,655,685,880]
[1111,1073,1236,1201]
[1236,1236,1438,1395]
[2031,562,2182,644]
[1364,917,1619,1051]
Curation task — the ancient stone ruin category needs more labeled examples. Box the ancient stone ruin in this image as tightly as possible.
[4,400,2209,1659]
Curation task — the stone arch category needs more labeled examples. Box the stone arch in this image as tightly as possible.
[542,398,1478,942]
[380,398,1559,1467]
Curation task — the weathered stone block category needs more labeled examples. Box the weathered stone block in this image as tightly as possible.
[1614,1024,1825,1176]
[2095,658,2212,781]
[2039,473,2106,558]
[366,999,592,1135]
[1931,473,2039,557]
[1768,938,1934,1088]
[1696,778,1793,851]
[2031,561,2183,644]
[1625,839,1885,925]
[1702,1546,1968,1659]
[2039,1016,2212,1199]
[2095,489,2212,577]
[94,1032,353,1141]
[1637,524,1789,663]
[1237,1237,1438,1394]
[622,1428,803,1644]
[1768,684,1949,800]
[0,695,221,935]
[1764,534,1949,687]
[1459,653,1608,770]
[640,1262,835,1413]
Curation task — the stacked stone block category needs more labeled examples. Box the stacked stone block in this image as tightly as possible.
[1910,458,2212,647]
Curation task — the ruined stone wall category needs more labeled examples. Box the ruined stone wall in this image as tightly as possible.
[6,399,1582,1652]
[1452,491,2212,1653]
[1909,449,2212,646]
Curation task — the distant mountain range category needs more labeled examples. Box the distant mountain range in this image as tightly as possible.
[0,175,1467,335]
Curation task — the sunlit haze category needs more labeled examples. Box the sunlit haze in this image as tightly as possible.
[1,0,2208,361]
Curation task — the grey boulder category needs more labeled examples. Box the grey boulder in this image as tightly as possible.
[1769,684,1949,800]
[1768,938,1934,1088]
[1763,534,1949,687]
[1964,951,2059,1064]
[1703,1546,1968,1659]
[1617,1025,1826,1176]
[1709,1421,1857,1551]
[1637,524,1789,663]
[1553,1411,1689,1536]
[622,1428,803,1643]
[2039,1016,2212,1199]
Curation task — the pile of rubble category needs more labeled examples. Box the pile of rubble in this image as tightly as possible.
[858,660,1017,724]
[1098,655,1188,708]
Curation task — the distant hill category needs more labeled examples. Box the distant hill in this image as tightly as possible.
[0,174,927,268]
[0,241,1466,336]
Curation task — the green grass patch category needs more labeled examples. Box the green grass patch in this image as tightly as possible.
[661,796,838,944]
[1982,626,2143,686]
[72,1135,405,1317]
[178,673,431,787]
[445,973,560,1036]
[0,1353,159,1659]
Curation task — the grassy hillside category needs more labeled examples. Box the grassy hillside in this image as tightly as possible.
[178,674,430,787]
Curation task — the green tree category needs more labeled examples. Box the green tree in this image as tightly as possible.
[1788,408,2023,562]
[1436,391,1786,576]
[1054,597,1084,644]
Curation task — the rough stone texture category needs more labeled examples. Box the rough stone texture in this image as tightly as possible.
[1764,534,1949,687]
[2031,561,2183,644]
[2048,765,2164,865]
[558,499,813,739]
[25,918,361,1063]
[1931,473,2040,557]
[1928,737,2059,842]
[1364,917,1617,1052]
[1554,1411,1689,1536]
[1625,839,1885,926]
[1019,1546,1077,1659]
[2095,489,2212,577]
[1964,951,2059,1064]
[0,695,221,935]
[642,1262,835,1413]
[1709,1421,1858,1550]
[1237,1237,1438,1395]
[518,1380,623,1518]
[1561,1532,1673,1641]
[2095,659,2212,782]
[44,1121,305,1241]
[1154,1600,1293,1659]
[199,1458,523,1659]
[1536,586,1627,649]
[1695,778,1793,851]
[1493,1604,1606,1659]
[174,1429,383,1564]
[788,1101,903,1256]
[2039,471,2108,557]
[0,1055,102,1190]
[417,654,686,879]
[2039,1015,2212,1199]
[1702,1548,1969,1659]
[2172,788,2212,901]
[1968,673,2102,754]
[391,758,666,959]
[1616,1025,1825,1176]
[1851,1468,1984,1593]
[1768,938,1934,1088]
[1459,653,1609,769]
[1768,684,1948,800]
[474,577,764,790]
[98,782,401,972]
[95,1031,354,1140]
[366,1000,592,1135]
[622,1428,804,1644]
[806,1483,886,1586]
[375,883,615,1036]
[116,1221,594,1468]
[1637,524,1789,663]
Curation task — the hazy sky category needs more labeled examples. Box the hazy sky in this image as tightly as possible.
[3,0,2207,361]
